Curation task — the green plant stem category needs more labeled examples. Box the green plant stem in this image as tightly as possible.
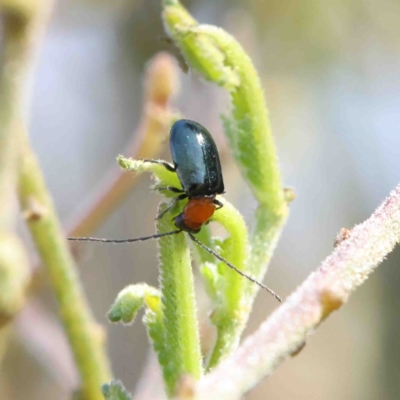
[212,200,247,312]
[143,299,168,386]
[108,283,161,325]
[118,156,181,190]
[156,203,202,396]
[0,1,45,332]
[193,26,290,313]
[247,206,288,298]
[118,154,252,372]
[206,199,247,370]
[162,0,288,369]
[197,183,400,400]
[18,136,112,399]
[193,25,284,211]
[0,19,19,227]
[162,1,285,211]
[191,224,214,264]
[102,380,132,400]
[1,1,111,396]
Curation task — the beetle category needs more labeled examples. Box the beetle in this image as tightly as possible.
[143,119,224,232]
[68,119,281,301]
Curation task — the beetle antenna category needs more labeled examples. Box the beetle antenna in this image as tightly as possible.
[67,230,182,244]
[67,230,281,301]
[188,233,282,302]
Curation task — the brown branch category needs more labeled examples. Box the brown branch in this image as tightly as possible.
[195,183,400,400]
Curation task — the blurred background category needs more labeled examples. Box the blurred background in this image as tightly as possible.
[2,0,400,399]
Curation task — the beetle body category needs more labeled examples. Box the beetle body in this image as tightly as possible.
[67,119,282,300]
[167,119,224,233]
[174,197,216,233]
[170,119,224,198]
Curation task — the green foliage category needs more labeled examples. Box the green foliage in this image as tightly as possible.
[162,2,285,212]
[117,156,181,194]
[156,203,202,394]
[161,0,289,370]
[108,283,173,393]
[0,233,29,328]
[200,262,220,303]
[108,284,161,325]
[117,154,258,373]
[205,199,248,369]
[102,380,131,400]
[112,0,289,395]
[20,141,112,399]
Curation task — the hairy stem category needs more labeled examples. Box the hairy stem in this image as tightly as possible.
[156,203,202,395]
[162,0,288,369]
[19,134,112,398]
[206,199,247,370]
[0,0,39,331]
[196,183,400,399]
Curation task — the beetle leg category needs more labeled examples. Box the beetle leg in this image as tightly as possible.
[213,198,224,210]
[157,186,185,194]
[141,159,176,172]
[156,193,187,220]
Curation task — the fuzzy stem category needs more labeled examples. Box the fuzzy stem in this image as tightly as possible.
[29,53,179,297]
[193,26,284,211]
[19,136,112,398]
[0,0,39,330]
[161,0,288,369]
[156,203,202,395]
[196,183,400,399]
[2,1,111,396]
[245,206,288,302]
[206,199,248,370]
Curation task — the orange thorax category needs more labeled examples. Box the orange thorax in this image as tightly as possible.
[182,197,216,231]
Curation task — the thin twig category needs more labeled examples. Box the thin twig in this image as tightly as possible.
[196,183,400,400]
